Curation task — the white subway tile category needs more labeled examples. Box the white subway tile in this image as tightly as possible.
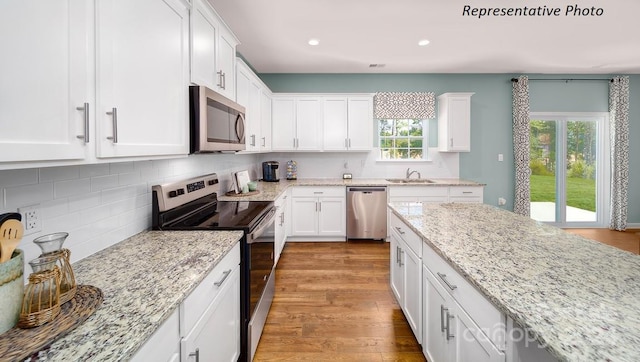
[139,167,160,180]
[101,186,137,203]
[40,198,69,219]
[134,160,153,170]
[4,183,54,210]
[110,162,134,175]
[0,169,38,187]
[42,211,82,233]
[118,172,141,186]
[68,192,101,212]
[78,204,111,225]
[40,166,79,182]
[91,174,119,192]
[109,198,136,216]
[79,164,110,178]
[55,178,91,198]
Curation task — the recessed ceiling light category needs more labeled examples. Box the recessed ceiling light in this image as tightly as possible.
[308,39,320,46]
[418,39,430,46]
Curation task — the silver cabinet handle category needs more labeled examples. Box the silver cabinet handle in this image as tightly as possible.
[396,246,400,264]
[262,137,266,147]
[440,305,447,332]
[315,202,318,212]
[213,269,232,287]
[76,102,90,143]
[313,192,323,194]
[318,201,322,212]
[217,70,223,89]
[251,134,256,146]
[106,107,118,143]
[399,249,404,267]
[222,72,226,89]
[394,226,405,235]
[189,348,200,362]
[446,311,455,340]
[296,138,299,148]
[348,138,351,148]
[345,138,348,148]
[293,138,296,148]
[437,272,457,290]
[450,138,453,147]
[462,191,473,194]
[280,212,285,226]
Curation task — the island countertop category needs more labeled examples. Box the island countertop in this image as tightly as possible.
[27,229,243,361]
[388,202,640,362]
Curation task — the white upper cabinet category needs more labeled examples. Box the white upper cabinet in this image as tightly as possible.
[96,0,189,158]
[0,0,91,164]
[274,94,372,152]
[271,97,322,151]
[438,92,474,152]
[236,58,272,152]
[0,0,190,168]
[190,0,237,100]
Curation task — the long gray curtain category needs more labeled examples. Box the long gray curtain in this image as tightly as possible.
[609,76,630,231]
[512,76,530,216]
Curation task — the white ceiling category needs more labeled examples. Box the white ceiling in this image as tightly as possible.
[208,0,640,74]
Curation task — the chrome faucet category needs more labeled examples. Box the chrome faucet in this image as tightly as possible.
[406,168,421,179]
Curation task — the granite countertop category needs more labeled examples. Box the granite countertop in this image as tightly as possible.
[217,178,484,202]
[388,202,640,362]
[28,230,243,361]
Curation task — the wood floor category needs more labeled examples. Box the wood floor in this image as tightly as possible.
[563,228,640,254]
[254,242,425,362]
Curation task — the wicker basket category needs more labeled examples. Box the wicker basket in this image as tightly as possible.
[18,261,61,329]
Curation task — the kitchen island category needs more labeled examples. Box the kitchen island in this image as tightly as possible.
[388,202,640,362]
[24,229,243,361]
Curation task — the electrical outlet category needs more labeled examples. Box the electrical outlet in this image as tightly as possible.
[498,197,507,206]
[18,204,42,235]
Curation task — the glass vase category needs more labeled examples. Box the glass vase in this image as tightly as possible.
[18,255,61,328]
[33,232,76,304]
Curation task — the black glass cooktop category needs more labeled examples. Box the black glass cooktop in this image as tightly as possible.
[168,200,272,230]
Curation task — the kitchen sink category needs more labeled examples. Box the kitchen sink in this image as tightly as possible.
[385,178,436,184]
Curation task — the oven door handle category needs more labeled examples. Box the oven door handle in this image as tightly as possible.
[247,207,276,243]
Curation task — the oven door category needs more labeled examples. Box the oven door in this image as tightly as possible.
[246,207,276,361]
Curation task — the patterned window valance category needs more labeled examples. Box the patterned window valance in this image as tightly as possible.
[374,92,436,119]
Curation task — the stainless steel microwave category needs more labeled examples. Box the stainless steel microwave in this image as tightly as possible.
[189,85,246,153]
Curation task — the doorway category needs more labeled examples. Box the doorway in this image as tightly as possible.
[529,113,609,227]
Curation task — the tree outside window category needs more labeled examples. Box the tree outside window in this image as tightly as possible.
[379,119,426,160]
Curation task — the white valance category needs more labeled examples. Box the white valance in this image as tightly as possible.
[374,92,436,119]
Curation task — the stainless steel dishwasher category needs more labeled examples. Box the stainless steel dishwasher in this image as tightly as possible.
[346,187,387,240]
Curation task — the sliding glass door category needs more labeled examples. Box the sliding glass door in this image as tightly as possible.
[529,113,609,227]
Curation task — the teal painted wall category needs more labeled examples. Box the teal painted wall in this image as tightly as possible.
[259,73,639,224]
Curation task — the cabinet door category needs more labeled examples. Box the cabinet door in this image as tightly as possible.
[390,233,404,304]
[131,309,179,362]
[438,93,473,152]
[322,97,348,151]
[347,97,373,150]
[271,98,296,150]
[260,90,272,151]
[216,27,236,100]
[96,0,189,158]
[423,267,452,362]
[181,266,240,362]
[190,0,217,90]
[0,0,89,163]
[290,198,318,236]
[317,197,346,236]
[295,98,322,150]
[453,307,505,362]
[403,245,422,342]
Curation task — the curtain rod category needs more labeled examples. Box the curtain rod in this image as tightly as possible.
[511,78,614,83]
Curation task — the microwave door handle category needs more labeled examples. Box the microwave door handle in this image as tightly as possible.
[235,113,245,143]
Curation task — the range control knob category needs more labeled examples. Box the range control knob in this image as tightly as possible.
[168,190,177,198]
[208,179,218,185]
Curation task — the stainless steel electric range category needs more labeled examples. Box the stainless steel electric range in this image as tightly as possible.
[151,173,276,362]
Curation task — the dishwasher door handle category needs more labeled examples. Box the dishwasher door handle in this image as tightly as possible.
[347,187,386,192]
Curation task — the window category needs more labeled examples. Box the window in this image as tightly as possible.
[378,119,426,160]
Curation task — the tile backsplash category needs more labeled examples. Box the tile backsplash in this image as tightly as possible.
[0,153,259,273]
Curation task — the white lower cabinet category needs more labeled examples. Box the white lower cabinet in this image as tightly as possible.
[274,191,289,264]
[389,186,483,204]
[290,187,346,239]
[131,309,180,362]
[389,212,422,342]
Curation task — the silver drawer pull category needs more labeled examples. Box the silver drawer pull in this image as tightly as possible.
[394,226,405,235]
[76,102,90,142]
[189,348,200,362]
[437,272,457,290]
[446,312,455,340]
[106,107,118,143]
[440,305,447,332]
[213,269,232,287]
[462,191,473,194]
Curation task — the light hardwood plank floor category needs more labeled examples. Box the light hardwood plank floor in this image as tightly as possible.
[254,241,425,362]
[563,228,640,255]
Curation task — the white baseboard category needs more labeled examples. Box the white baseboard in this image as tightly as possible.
[626,223,640,229]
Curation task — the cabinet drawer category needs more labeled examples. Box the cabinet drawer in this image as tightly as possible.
[389,212,422,256]
[422,243,504,349]
[291,186,345,197]
[449,186,483,197]
[182,243,240,335]
[389,186,448,198]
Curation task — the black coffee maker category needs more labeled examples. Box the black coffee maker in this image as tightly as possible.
[262,161,279,182]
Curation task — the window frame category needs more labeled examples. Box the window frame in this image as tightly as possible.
[377,118,429,162]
